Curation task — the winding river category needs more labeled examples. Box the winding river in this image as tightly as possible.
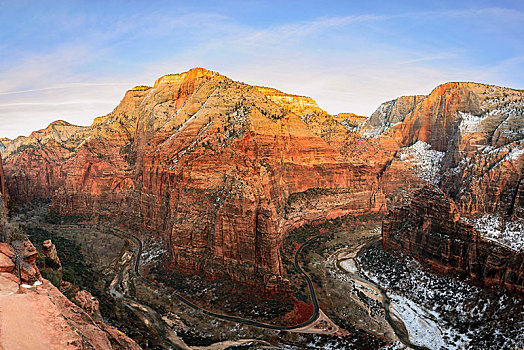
[336,241,428,350]
[105,225,326,331]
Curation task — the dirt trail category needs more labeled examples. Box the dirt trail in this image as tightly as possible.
[0,274,76,350]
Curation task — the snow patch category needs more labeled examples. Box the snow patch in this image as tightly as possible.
[390,293,472,349]
[390,294,445,349]
[458,112,487,133]
[398,141,445,184]
[473,215,524,252]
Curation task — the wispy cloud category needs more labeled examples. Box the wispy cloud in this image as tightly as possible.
[0,82,132,96]
[0,3,522,138]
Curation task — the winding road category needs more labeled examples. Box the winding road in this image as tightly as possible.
[106,226,326,331]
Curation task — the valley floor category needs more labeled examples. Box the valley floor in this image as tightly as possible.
[16,206,524,350]
[358,242,524,350]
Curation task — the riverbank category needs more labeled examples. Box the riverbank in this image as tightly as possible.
[358,241,524,349]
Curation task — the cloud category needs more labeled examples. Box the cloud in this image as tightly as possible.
[0,5,521,139]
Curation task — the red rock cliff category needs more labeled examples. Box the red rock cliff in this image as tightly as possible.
[0,154,7,207]
[382,186,524,295]
[362,83,523,223]
[2,68,388,286]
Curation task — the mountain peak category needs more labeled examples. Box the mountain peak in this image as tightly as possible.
[153,67,221,88]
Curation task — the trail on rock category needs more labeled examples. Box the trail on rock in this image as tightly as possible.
[0,274,75,350]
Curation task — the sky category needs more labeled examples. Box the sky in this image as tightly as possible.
[0,0,523,139]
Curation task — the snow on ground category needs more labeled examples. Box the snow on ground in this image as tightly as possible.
[398,141,444,184]
[339,259,358,274]
[389,295,444,349]
[470,214,524,252]
[141,240,167,265]
[504,145,524,162]
[389,294,470,350]
[458,112,487,133]
[359,242,524,350]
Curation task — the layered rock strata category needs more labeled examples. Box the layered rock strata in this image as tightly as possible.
[362,82,523,222]
[2,68,389,287]
[382,186,524,295]
[0,155,7,236]
[0,152,7,207]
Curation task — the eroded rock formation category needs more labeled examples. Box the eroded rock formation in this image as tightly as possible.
[1,68,391,287]
[382,186,524,295]
[11,238,42,283]
[42,239,62,270]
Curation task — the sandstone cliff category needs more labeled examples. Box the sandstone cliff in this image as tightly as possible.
[0,156,8,239]
[2,68,387,287]
[382,186,524,295]
[0,153,7,206]
[362,83,523,240]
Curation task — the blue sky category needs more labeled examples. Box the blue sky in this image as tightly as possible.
[0,0,523,139]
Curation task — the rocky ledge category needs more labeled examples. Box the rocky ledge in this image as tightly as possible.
[382,186,524,296]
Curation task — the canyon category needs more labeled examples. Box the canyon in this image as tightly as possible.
[0,68,522,348]
[0,156,140,349]
[1,68,400,288]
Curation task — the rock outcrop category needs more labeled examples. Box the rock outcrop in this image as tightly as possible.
[1,68,389,287]
[382,186,524,295]
[11,238,42,283]
[73,289,103,322]
[0,272,140,349]
[42,239,62,270]
[0,243,14,273]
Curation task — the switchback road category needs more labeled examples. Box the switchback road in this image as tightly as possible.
[106,226,327,331]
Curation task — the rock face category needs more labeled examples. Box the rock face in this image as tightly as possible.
[0,156,7,237]
[382,186,524,295]
[0,272,140,350]
[2,68,388,287]
[11,238,42,283]
[0,153,7,207]
[42,239,62,270]
[365,83,523,218]
[0,243,14,272]
[73,289,103,322]
[363,83,523,249]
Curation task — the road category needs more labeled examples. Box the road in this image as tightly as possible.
[105,226,326,331]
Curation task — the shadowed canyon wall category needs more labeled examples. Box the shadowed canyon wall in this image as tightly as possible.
[2,71,522,291]
[1,69,394,286]
[382,186,524,295]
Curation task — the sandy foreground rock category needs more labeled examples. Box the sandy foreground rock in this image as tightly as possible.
[0,272,140,350]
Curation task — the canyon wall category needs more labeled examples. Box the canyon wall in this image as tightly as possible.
[0,154,7,206]
[382,186,524,295]
[365,82,523,221]
[2,70,521,290]
[1,68,390,287]
[371,83,523,294]
[0,155,8,234]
